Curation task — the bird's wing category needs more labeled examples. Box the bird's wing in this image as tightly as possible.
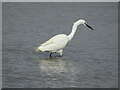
[41,38,55,46]
[38,34,68,52]
[41,40,53,46]
[41,34,68,46]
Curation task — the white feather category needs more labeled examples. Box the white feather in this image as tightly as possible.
[36,19,93,56]
[38,34,68,52]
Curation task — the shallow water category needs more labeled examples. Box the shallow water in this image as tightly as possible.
[2,2,118,88]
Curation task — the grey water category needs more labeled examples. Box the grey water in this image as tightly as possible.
[2,2,118,88]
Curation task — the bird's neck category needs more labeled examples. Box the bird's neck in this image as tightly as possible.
[68,23,79,41]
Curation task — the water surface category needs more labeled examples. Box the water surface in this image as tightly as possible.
[2,2,118,88]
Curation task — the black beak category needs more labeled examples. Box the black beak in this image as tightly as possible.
[85,23,93,30]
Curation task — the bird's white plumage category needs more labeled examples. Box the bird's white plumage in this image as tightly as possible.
[38,34,68,52]
[36,19,93,57]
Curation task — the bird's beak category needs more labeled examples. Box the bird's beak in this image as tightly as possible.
[84,23,93,30]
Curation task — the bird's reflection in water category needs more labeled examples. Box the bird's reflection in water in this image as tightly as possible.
[39,57,68,73]
[38,57,80,87]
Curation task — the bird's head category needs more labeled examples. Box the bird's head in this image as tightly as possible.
[75,19,86,25]
[75,19,93,30]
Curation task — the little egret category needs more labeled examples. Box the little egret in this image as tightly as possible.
[36,19,93,57]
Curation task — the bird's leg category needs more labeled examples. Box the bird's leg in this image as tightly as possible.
[49,53,52,57]
[57,49,63,57]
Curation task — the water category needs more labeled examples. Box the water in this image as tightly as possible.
[2,2,118,88]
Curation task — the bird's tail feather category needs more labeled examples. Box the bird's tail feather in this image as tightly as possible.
[35,47,42,52]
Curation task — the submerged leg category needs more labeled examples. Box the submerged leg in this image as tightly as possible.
[57,49,63,57]
[49,53,52,57]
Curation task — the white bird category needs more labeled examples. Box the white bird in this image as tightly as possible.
[36,19,93,57]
